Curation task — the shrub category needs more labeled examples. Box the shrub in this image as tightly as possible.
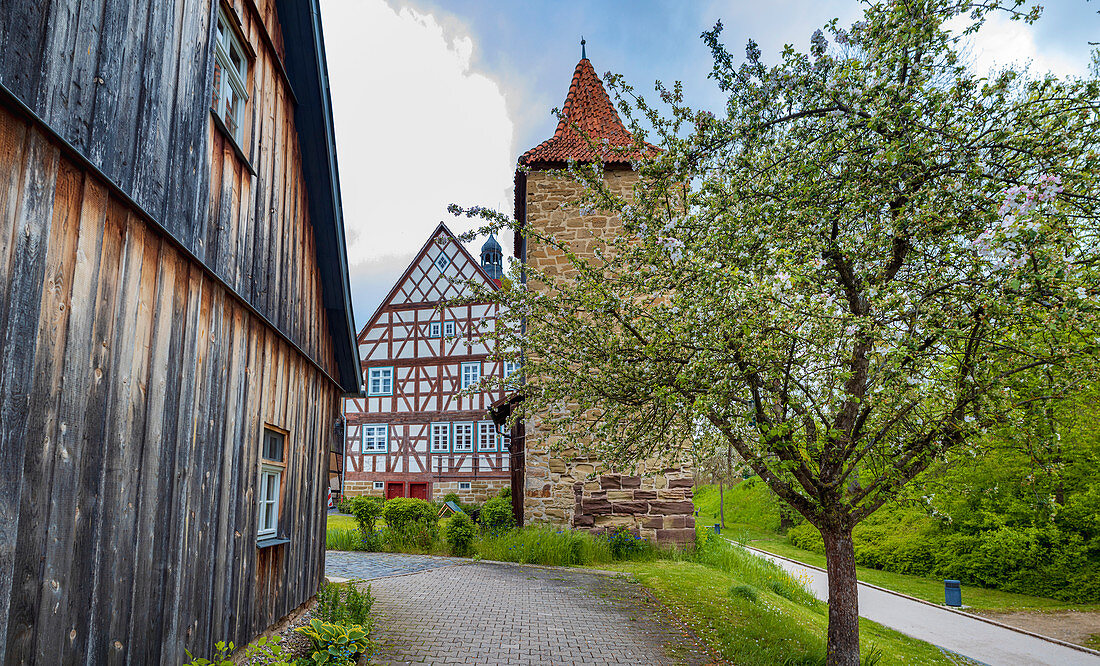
[345,496,384,543]
[382,498,436,532]
[336,497,352,514]
[295,619,372,665]
[316,580,374,626]
[728,584,759,603]
[444,511,477,556]
[442,492,461,506]
[605,526,656,560]
[498,485,511,499]
[479,496,515,534]
[382,518,438,552]
[184,637,291,666]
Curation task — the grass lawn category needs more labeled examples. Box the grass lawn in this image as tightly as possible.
[609,560,955,665]
[328,514,358,531]
[749,538,1100,613]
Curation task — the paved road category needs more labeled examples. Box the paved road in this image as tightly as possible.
[325,552,713,665]
[750,546,1100,666]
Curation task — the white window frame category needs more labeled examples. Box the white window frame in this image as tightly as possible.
[429,321,441,338]
[258,428,285,539]
[373,481,385,490]
[213,8,249,143]
[361,424,388,454]
[461,362,481,390]
[458,482,471,491]
[430,422,451,452]
[477,421,498,452]
[503,360,521,379]
[453,422,473,453]
[367,367,393,396]
[443,320,456,338]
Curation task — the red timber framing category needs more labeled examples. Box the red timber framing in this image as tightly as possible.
[343,223,512,499]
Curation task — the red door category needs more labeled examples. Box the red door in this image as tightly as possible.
[386,482,404,499]
[409,483,428,500]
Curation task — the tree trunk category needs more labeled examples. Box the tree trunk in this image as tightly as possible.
[719,481,725,527]
[822,525,860,666]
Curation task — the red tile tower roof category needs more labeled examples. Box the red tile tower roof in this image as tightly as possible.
[518,55,658,167]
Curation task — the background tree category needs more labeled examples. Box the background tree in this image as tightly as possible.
[455,1,1100,663]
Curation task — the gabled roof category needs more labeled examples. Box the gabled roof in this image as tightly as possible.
[357,223,500,342]
[518,56,658,168]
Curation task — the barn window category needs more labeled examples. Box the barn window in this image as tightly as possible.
[460,362,481,390]
[430,422,450,452]
[373,481,385,490]
[477,421,498,451]
[212,8,249,144]
[258,428,285,539]
[367,367,393,396]
[458,482,471,491]
[429,321,441,338]
[362,424,388,454]
[443,320,456,338]
[453,422,473,452]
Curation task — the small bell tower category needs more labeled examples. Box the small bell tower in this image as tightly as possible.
[480,234,503,280]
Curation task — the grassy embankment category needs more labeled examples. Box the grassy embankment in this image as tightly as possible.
[693,481,1100,613]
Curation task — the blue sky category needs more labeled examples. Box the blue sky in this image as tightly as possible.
[318,0,1099,328]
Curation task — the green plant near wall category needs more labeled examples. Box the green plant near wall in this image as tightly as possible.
[480,496,514,534]
[315,580,374,626]
[183,636,291,666]
[381,497,437,531]
[444,511,477,556]
[295,619,372,666]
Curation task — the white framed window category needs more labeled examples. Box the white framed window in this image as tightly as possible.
[503,360,521,379]
[430,422,450,452]
[435,253,450,270]
[453,422,473,452]
[367,367,393,396]
[362,424,388,454]
[477,421,498,452]
[258,428,285,539]
[458,482,471,491]
[213,8,249,143]
[443,320,456,338]
[429,321,441,338]
[373,481,385,490]
[461,362,481,390]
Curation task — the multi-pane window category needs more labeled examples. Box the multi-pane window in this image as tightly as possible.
[461,362,481,390]
[258,428,285,539]
[430,422,450,452]
[373,481,385,490]
[443,321,456,338]
[459,482,471,491]
[503,361,521,379]
[453,422,473,452]
[212,9,249,143]
[477,421,498,452]
[429,321,441,338]
[367,367,393,396]
[435,254,450,270]
[362,424,388,454]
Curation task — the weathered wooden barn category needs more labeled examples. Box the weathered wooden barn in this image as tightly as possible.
[343,224,515,504]
[0,0,360,662]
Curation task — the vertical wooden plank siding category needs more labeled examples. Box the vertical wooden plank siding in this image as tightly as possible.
[0,103,340,662]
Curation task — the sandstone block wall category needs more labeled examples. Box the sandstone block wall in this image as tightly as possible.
[432,479,508,504]
[523,168,695,548]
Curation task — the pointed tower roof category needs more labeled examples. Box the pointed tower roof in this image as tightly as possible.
[519,51,658,168]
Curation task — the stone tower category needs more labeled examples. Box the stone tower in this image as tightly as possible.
[512,48,696,548]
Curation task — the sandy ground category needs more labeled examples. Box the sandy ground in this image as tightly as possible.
[973,610,1100,650]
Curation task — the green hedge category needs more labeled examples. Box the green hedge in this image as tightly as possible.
[786,506,1100,603]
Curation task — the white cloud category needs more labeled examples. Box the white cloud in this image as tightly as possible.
[949,12,1088,78]
[320,0,516,324]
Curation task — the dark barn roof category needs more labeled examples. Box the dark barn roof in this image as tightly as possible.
[276,0,360,394]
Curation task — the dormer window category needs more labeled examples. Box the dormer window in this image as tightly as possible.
[213,8,249,144]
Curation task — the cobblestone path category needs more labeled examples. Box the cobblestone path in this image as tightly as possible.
[326,553,714,665]
[325,551,467,580]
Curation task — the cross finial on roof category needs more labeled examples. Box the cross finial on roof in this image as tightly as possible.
[581,37,586,60]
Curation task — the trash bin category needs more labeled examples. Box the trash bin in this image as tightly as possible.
[713,524,721,535]
[944,580,962,607]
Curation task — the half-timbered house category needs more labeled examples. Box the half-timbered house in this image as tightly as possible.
[0,0,359,662]
[343,224,515,503]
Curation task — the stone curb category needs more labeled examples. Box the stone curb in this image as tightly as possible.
[742,543,1100,659]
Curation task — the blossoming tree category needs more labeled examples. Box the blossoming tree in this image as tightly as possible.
[454,1,1099,662]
